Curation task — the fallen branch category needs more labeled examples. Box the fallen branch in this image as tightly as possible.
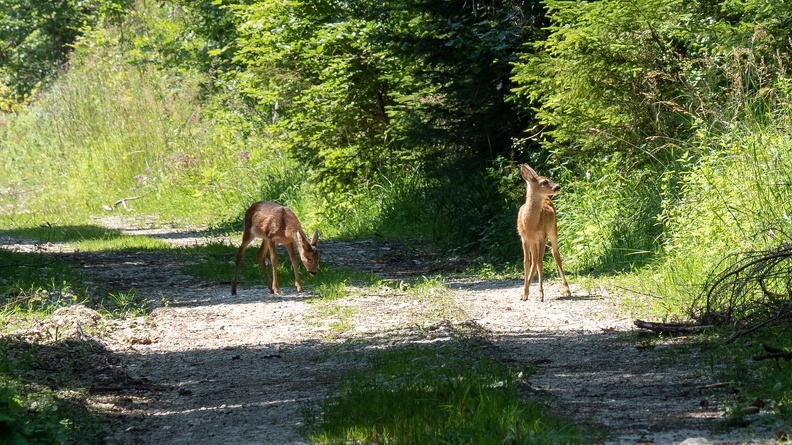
[753,344,792,362]
[725,314,785,344]
[113,195,143,210]
[634,319,711,335]
[696,382,729,391]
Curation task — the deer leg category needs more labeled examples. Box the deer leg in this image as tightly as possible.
[267,239,280,294]
[536,242,548,302]
[521,239,533,301]
[549,232,571,297]
[286,244,303,292]
[231,235,253,296]
[256,239,274,294]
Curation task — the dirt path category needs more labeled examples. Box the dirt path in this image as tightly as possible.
[3,226,780,445]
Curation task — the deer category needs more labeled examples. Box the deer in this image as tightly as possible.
[517,164,571,302]
[231,201,319,296]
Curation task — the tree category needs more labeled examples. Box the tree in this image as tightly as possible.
[511,0,792,167]
[232,0,542,191]
[0,0,129,109]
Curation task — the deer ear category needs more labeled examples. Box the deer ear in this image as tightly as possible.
[520,164,538,181]
[310,229,319,246]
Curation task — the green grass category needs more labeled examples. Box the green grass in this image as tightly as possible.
[301,276,593,443]
[0,221,177,444]
[306,344,592,445]
[0,251,87,320]
[0,223,171,322]
[0,337,108,444]
[698,327,792,427]
[0,223,170,251]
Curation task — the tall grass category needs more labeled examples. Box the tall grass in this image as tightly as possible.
[0,2,307,229]
[554,158,665,275]
[634,126,792,319]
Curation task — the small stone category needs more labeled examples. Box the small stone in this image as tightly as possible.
[679,438,710,445]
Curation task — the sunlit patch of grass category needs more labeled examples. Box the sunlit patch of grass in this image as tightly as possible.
[312,281,350,301]
[309,266,379,298]
[73,235,170,252]
[463,260,522,280]
[102,290,149,317]
[400,276,464,324]
[306,344,592,445]
[408,276,450,298]
[2,224,117,244]
[311,303,358,337]
[0,223,171,252]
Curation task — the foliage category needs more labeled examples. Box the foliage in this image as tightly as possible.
[552,160,663,275]
[636,120,792,320]
[232,0,396,191]
[0,1,305,227]
[231,0,541,197]
[511,0,792,166]
[0,0,129,110]
[0,384,68,445]
[0,0,542,260]
[512,0,693,163]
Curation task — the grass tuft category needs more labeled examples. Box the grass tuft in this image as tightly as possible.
[306,344,591,445]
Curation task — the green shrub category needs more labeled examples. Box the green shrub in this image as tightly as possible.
[0,383,68,445]
[637,121,792,319]
[553,158,664,275]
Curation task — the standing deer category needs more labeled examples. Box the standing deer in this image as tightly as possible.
[517,164,571,301]
[231,201,319,295]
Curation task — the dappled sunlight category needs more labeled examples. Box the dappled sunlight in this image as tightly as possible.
[1,225,783,444]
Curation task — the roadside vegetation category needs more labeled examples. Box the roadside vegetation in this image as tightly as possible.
[306,343,591,445]
[2,0,792,442]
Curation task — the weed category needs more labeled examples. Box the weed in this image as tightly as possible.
[104,290,149,318]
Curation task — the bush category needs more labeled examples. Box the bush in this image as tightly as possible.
[0,384,68,445]
[637,118,792,319]
[555,158,664,275]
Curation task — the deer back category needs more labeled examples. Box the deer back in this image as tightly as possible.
[246,201,303,244]
[247,201,319,272]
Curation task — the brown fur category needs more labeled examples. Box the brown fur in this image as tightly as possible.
[517,164,570,301]
[231,201,319,295]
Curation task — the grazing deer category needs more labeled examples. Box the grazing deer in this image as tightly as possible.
[517,164,571,301]
[231,201,319,295]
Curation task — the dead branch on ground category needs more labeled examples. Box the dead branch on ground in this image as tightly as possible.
[753,344,792,363]
[693,243,792,341]
[634,319,711,335]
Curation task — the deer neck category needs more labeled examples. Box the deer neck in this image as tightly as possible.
[524,186,550,220]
